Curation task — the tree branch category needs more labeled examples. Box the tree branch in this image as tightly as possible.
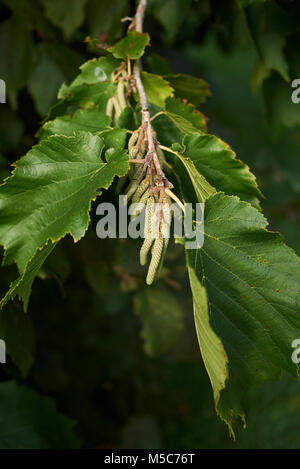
[133,0,172,189]
[135,0,147,33]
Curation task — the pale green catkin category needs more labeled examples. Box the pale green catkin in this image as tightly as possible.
[112,96,122,120]
[146,238,164,285]
[129,146,139,158]
[125,180,139,202]
[138,188,150,207]
[128,130,139,151]
[132,179,149,204]
[126,133,171,284]
[146,197,173,279]
[140,197,155,265]
[106,98,114,118]
[130,164,143,181]
[117,81,127,109]
[131,187,150,221]
[145,196,155,237]
[128,130,142,176]
[140,238,154,266]
[155,235,170,275]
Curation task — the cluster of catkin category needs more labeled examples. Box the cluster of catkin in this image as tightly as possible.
[126,130,172,285]
[105,74,173,285]
[106,80,127,124]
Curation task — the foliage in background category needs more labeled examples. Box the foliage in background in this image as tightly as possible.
[0,0,300,449]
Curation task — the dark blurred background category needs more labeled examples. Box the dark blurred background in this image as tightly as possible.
[0,0,299,449]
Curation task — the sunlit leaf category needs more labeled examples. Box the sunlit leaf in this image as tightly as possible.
[109,31,150,60]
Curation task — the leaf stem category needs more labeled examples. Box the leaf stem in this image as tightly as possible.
[165,189,186,213]
[127,58,132,78]
[150,111,165,121]
[158,144,178,156]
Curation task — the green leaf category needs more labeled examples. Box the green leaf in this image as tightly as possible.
[43,43,84,83]
[186,267,228,410]
[141,72,174,108]
[0,243,56,311]
[186,192,300,433]
[47,81,116,121]
[86,0,130,42]
[169,143,216,203]
[164,74,211,106]
[28,47,65,116]
[251,59,272,90]
[133,287,184,356]
[151,109,183,149]
[39,108,111,139]
[147,53,171,75]
[151,97,207,151]
[0,19,34,108]
[58,81,115,105]
[45,56,119,121]
[42,0,87,38]
[108,31,150,60]
[263,74,300,130]
[165,97,207,134]
[178,133,262,208]
[3,0,59,36]
[99,128,128,150]
[0,303,35,377]
[259,34,289,82]
[148,0,192,43]
[68,55,121,88]
[236,373,300,449]
[117,106,138,131]
[164,151,198,204]
[0,132,129,274]
[0,381,80,448]
[246,4,290,83]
